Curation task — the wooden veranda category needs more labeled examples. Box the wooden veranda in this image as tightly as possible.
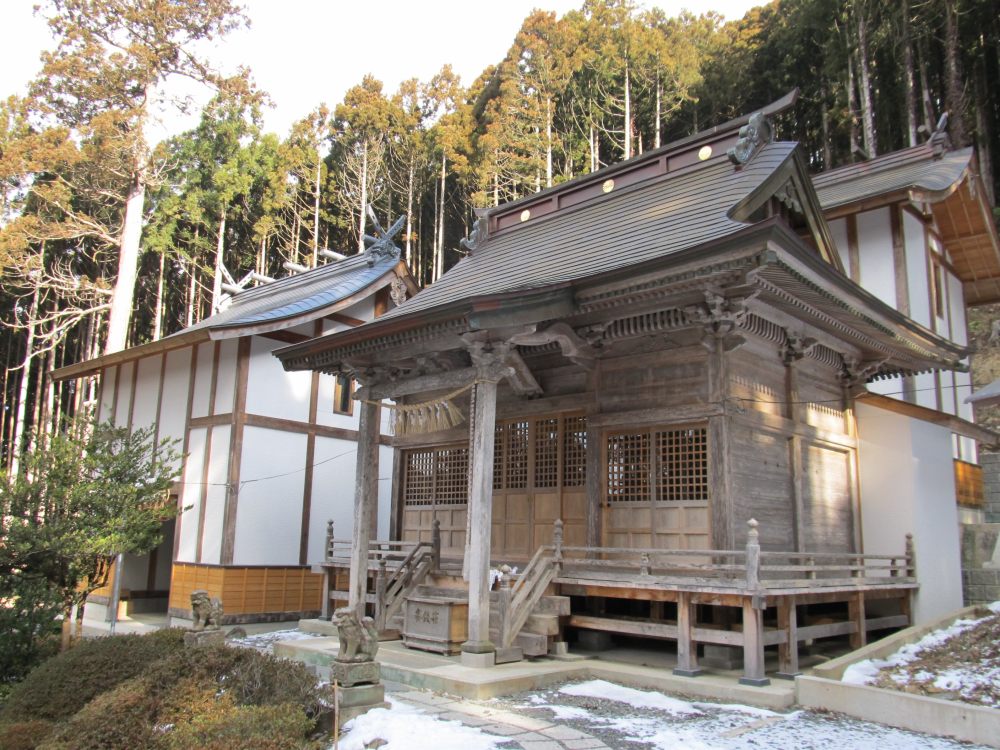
[317,517,916,685]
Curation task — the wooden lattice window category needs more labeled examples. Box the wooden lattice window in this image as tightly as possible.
[657,428,708,502]
[607,432,651,503]
[506,421,529,490]
[607,425,708,504]
[403,446,468,507]
[563,416,587,488]
[534,418,560,488]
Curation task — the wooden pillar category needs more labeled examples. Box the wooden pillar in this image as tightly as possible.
[348,399,380,614]
[673,592,702,677]
[708,343,734,549]
[462,375,500,666]
[739,597,769,686]
[776,597,799,678]
[849,592,867,649]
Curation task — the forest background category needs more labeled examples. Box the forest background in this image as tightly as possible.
[2,0,1000,471]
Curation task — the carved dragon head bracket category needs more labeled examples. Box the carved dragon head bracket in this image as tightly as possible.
[840,356,891,391]
[684,290,759,352]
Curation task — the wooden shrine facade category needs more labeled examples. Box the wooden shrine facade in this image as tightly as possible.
[276,100,969,676]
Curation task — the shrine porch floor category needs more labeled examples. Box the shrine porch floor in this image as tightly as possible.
[273,635,801,708]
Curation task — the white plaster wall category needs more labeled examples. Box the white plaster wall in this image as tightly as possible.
[232,426,307,565]
[305,437,393,563]
[947,272,967,346]
[199,425,231,564]
[828,217,850,276]
[191,343,215,418]
[940,370,957,416]
[246,336,311,423]
[97,366,117,422]
[131,355,162,431]
[214,339,238,415]
[856,401,963,624]
[159,348,192,467]
[115,361,135,426]
[867,375,902,398]
[856,208,896,307]
[914,371,937,410]
[176,427,207,562]
[903,211,930,329]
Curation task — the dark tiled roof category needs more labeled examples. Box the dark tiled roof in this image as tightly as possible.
[381,142,798,321]
[169,252,398,337]
[813,144,972,209]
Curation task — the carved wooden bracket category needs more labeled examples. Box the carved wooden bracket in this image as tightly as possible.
[683,290,758,352]
[841,356,890,388]
[781,333,818,365]
[507,322,599,369]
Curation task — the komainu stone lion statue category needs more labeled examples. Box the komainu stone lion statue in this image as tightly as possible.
[190,589,223,631]
[332,606,379,662]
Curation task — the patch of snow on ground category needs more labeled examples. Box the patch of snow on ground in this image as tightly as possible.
[337,696,505,750]
[228,628,322,654]
[560,679,703,715]
[841,614,989,685]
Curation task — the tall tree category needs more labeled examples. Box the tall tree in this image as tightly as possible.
[25,0,247,354]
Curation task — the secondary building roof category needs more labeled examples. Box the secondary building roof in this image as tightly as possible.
[813,139,1000,305]
[52,252,415,382]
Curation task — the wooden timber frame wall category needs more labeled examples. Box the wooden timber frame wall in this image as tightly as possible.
[395,310,861,561]
[168,562,323,624]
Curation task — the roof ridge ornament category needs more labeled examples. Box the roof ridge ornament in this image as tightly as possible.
[727,112,774,166]
[460,208,490,254]
[363,206,405,267]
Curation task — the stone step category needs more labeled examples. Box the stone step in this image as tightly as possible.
[533,595,571,616]
[521,613,560,636]
[514,630,550,657]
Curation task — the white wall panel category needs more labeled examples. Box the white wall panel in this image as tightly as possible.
[903,211,930,328]
[159,348,192,462]
[232,426,307,565]
[191,343,215,418]
[199,425,231,564]
[307,436,362,563]
[213,339,238,415]
[176,427,207,562]
[245,336,311,423]
[856,208,896,307]
[856,402,963,623]
[97,366,117,422]
[947,272,967,346]
[116,361,135,427]
[914,371,937,410]
[131,355,162,431]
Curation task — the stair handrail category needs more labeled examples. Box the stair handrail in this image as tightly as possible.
[500,519,563,648]
[374,519,442,630]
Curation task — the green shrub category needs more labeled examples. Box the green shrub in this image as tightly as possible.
[155,702,319,750]
[0,578,63,688]
[37,680,159,750]
[0,719,55,750]
[0,628,186,722]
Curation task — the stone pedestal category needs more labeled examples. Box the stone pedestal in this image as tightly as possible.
[330,659,387,729]
[330,659,380,687]
[184,629,225,648]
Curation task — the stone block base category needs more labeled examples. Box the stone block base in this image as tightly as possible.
[184,629,225,648]
[336,683,388,728]
[329,660,380,687]
[701,644,743,670]
[460,650,496,667]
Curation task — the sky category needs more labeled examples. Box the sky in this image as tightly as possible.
[1,0,763,142]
